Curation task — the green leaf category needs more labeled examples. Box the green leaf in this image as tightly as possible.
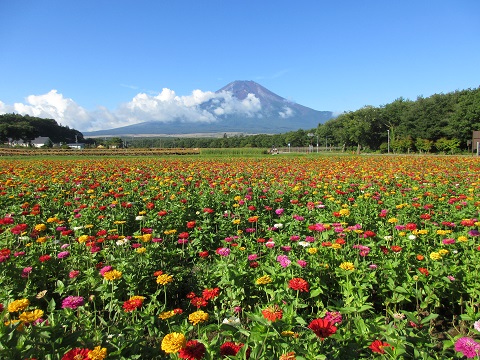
[421,313,439,324]
[310,288,323,298]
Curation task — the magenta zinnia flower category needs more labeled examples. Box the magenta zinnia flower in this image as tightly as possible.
[57,251,70,259]
[216,247,230,256]
[454,337,480,358]
[21,266,33,278]
[62,296,84,310]
[99,265,112,276]
[277,255,291,268]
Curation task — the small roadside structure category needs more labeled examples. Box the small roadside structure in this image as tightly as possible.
[31,137,52,148]
[67,143,85,149]
[8,136,52,148]
[473,131,480,155]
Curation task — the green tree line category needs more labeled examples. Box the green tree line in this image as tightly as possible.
[0,114,84,145]
[317,87,480,153]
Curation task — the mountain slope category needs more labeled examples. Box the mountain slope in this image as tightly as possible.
[83,81,333,136]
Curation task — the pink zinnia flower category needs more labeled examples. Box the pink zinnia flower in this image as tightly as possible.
[62,296,84,309]
[297,260,307,268]
[265,241,275,248]
[454,337,480,358]
[57,251,70,259]
[21,266,33,278]
[324,311,343,325]
[216,247,230,256]
[69,270,80,278]
[276,255,291,268]
[442,238,455,245]
[474,320,480,332]
[99,265,113,276]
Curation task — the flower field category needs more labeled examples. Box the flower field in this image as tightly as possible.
[1,155,479,359]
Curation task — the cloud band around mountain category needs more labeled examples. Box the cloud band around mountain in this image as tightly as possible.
[0,87,265,132]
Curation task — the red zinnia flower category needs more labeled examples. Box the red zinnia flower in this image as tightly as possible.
[39,254,51,262]
[190,297,208,308]
[198,251,209,258]
[288,278,309,292]
[202,287,220,300]
[369,339,394,354]
[418,267,429,276]
[178,232,189,239]
[186,221,196,229]
[405,223,417,230]
[179,340,206,360]
[122,297,144,312]
[220,342,248,357]
[308,318,337,339]
[146,202,155,210]
[460,219,475,227]
[61,348,90,360]
[186,292,196,299]
[380,246,389,254]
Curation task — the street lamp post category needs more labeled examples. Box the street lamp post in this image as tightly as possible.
[387,130,390,154]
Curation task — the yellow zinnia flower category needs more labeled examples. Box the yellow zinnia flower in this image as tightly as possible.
[78,235,89,243]
[136,247,146,254]
[339,208,350,216]
[36,237,47,243]
[103,270,122,281]
[8,299,30,312]
[34,224,47,232]
[142,234,152,242]
[19,309,44,323]
[430,252,442,260]
[307,247,318,255]
[339,262,355,271]
[161,332,186,354]
[88,345,107,360]
[255,275,272,285]
[159,310,175,320]
[188,310,209,325]
[156,274,173,285]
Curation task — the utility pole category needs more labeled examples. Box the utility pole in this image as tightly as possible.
[387,130,390,154]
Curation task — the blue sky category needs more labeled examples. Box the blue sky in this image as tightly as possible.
[1,0,479,132]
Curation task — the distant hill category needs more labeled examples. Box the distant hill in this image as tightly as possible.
[83,81,333,137]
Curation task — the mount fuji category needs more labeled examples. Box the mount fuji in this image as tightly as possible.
[83,81,333,137]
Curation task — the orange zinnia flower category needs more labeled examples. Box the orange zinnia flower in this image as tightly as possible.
[261,305,283,322]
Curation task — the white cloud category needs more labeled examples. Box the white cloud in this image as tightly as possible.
[0,87,264,132]
[279,106,293,118]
